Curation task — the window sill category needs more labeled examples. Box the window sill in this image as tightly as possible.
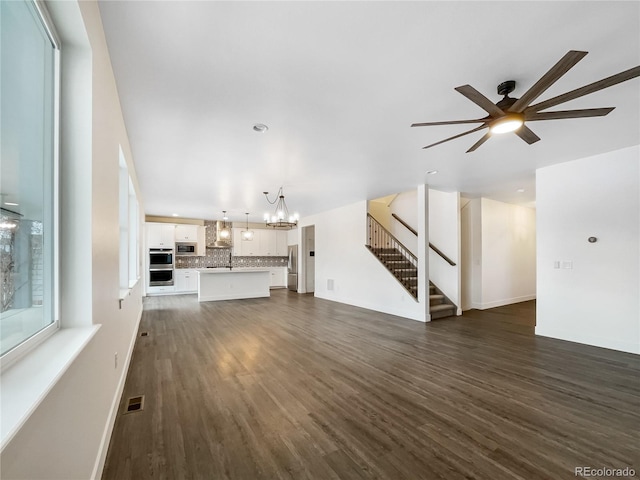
[119,288,131,302]
[0,325,100,452]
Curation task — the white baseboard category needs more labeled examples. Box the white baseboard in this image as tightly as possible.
[91,306,143,479]
[473,294,536,310]
[535,326,639,355]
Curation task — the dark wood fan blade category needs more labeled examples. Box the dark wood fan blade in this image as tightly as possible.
[509,51,588,113]
[526,107,615,121]
[422,124,488,150]
[515,125,541,144]
[411,118,487,127]
[466,132,491,153]
[455,85,505,117]
[529,65,640,112]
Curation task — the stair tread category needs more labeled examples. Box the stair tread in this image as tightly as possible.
[431,303,456,312]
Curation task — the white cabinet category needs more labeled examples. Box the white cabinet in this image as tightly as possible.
[147,285,176,295]
[269,267,287,288]
[147,223,176,248]
[175,269,198,293]
[196,226,206,256]
[174,224,206,255]
[233,228,262,256]
[175,224,199,242]
[262,229,278,256]
[232,228,245,256]
[276,230,288,256]
[168,224,207,257]
[232,228,289,257]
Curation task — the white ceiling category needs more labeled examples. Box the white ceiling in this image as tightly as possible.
[97,1,640,223]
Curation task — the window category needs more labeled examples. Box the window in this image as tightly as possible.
[118,146,140,291]
[0,0,59,359]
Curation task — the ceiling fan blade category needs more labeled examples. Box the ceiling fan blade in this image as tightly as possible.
[526,107,615,121]
[466,132,491,153]
[515,125,541,145]
[529,65,640,113]
[455,85,505,117]
[509,50,588,113]
[411,118,487,127]
[422,124,488,150]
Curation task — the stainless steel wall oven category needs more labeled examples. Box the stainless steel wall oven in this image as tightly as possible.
[149,248,174,286]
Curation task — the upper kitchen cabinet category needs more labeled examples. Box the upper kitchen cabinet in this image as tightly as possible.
[275,230,288,256]
[261,229,277,256]
[233,227,260,256]
[175,224,199,242]
[175,224,206,255]
[147,223,176,248]
[231,228,288,256]
[232,228,245,256]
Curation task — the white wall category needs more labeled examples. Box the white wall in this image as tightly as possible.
[461,198,536,310]
[299,201,426,322]
[536,146,639,354]
[303,225,315,292]
[428,189,461,312]
[389,189,417,253]
[0,2,144,478]
[368,198,392,231]
[480,198,536,308]
[460,199,480,310]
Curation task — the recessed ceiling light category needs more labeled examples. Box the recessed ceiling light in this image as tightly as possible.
[253,123,268,133]
[4,202,19,206]
[426,170,438,175]
[516,188,525,193]
[172,213,179,217]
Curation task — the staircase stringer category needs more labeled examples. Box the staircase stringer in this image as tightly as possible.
[366,214,419,300]
[365,245,419,300]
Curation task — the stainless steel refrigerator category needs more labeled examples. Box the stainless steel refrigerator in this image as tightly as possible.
[287,245,298,291]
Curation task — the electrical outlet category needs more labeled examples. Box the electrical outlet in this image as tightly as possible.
[114,352,118,369]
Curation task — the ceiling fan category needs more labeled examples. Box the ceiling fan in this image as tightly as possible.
[411,50,640,152]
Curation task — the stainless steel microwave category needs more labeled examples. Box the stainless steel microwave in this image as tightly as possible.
[175,242,197,256]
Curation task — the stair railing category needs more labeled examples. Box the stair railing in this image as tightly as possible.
[366,214,419,299]
[391,213,456,266]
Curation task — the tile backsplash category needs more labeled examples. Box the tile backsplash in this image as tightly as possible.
[176,252,287,269]
[176,220,286,269]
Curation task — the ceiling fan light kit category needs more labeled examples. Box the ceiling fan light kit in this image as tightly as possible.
[490,114,524,134]
[412,50,640,152]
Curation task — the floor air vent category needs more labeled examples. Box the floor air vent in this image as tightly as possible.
[124,395,145,414]
[140,331,149,337]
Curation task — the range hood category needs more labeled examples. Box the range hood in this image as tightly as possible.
[207,220,232,249]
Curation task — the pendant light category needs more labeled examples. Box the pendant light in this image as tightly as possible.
[219,210,231,240]
[263,186,298,229]
[241,213,254,241]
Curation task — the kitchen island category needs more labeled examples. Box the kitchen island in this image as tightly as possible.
[196,268,271,302]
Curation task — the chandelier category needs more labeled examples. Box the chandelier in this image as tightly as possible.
[241,213,254,240]
[263,186,298,229]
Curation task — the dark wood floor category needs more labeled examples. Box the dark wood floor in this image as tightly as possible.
[102,291,639,480]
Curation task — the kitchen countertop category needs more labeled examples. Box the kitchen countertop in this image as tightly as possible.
[196,268,271,274]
